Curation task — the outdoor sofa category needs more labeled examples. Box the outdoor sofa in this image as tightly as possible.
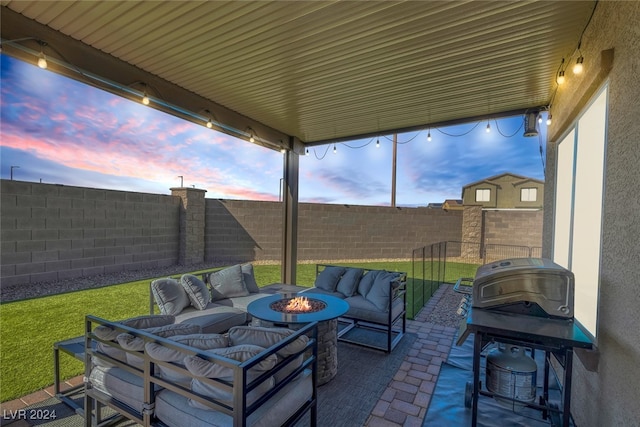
[148,263,303,334]
[305,264,407,352]
[83,314,318,427]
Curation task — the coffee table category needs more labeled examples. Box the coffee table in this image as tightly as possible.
[247,293,349,385]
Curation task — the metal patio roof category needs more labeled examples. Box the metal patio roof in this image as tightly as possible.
[1,1,597,151]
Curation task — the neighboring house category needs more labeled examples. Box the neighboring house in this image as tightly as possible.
[442,199,463,211]
[426,202,443,209]
[461,173,544,209]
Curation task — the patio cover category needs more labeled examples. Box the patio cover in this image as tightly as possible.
[0,1,597,281]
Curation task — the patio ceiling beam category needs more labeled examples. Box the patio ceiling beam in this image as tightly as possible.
[304,107,546,147]
[0,7,292,153]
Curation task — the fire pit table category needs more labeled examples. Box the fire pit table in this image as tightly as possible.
[247,293,349,385]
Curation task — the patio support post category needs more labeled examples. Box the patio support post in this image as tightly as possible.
[171,186,207,265]
[281,145,299,284]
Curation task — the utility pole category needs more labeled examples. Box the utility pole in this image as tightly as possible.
[391,134,397,207]
[10,165,20,180]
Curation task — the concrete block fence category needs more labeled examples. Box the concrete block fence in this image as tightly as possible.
[1,179,542,288]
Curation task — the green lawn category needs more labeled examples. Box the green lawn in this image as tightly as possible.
[0,260,468,402]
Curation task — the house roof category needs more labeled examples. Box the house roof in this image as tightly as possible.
[0,1,597,151]
[462,172,543,190]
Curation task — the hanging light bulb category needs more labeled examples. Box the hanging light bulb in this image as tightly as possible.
[546,115,552,126]
[557,70,566,85]
[142,91,150,105]
[376,137,380,148]
[248,129,255,143]
[37,52,47,69]
[306,148,310,156]
[206,119,213,129]
[573,56,584,74]
[486,121,491,133]
[427,129,432,142]
[538,115,543,124]
[333,144,337,154]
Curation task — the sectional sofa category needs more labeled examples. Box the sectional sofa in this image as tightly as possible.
[147,263,407,353]
[305,264,407,352]
[84,314,318,427]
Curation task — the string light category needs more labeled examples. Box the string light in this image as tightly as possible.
[333,144,337,154]
[546,115,552,126]
[427,129,432,142]
[142,91,150,105]
[248,128,255,143]
[573,56,584,74]
[557,70,566,85]
[376,137,380,148]
[306,148,310,156]
[36,40,48,69]
[37,52,47,69]
[538,115,543,124]
[486,121,491,133]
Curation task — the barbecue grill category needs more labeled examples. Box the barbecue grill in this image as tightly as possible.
[454,257,592,427]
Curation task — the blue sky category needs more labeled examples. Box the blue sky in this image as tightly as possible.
[1,54,546,207]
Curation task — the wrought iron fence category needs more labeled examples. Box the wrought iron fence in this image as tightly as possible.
[408,241,542,318]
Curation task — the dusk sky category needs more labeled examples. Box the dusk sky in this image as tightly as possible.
[1,54,546,207]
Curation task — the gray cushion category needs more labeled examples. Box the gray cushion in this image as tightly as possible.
[357,270,381,297]
[365,271,400,311]
[336,268,364,297]
[314,266,346,292]
[229,326,308,384]
[241,263,260,293]
[345,295,405,324]
[89,366,149,413]
[208,265,250,301]
[94,314,175,341]
[151,278,191,316]
[181,274,210,310]
[185,344,277,408]
[117,323,201,369]
[145,334,229,387]
[174,305,248,334]
[155,369,312,427]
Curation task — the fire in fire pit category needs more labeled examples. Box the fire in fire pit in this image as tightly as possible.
[270,296,326,314]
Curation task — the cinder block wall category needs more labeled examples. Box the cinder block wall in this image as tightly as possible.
[204,199,464,264]
[0,180,181,286]
[483,210,543,248]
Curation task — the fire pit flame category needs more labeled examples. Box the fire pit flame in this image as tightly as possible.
[270,296,327,314]
[286,296,311,312]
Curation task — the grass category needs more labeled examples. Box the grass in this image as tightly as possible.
[0,260,477,402]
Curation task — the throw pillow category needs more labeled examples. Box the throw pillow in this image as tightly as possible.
[180,274,210,310]
[151,277,190,316]
[145,333,229,387]
[314,266,346,292]
[208,264,250,301]
[92,314,175,367]
[365,271,401,311]
[117,323,201,369]
[241,263,260,294]
[336,268,364,297]
[357,270,381,297]
[185,344,277,408]
[228,326,309,384]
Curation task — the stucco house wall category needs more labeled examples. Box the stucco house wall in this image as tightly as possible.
[543,2,640,425]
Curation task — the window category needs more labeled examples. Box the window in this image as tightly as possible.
[552,84,608,340]
[475,188,490,202]
[521,188,537,201]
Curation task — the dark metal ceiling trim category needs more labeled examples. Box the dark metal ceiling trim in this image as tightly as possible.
[305,107,546,147]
